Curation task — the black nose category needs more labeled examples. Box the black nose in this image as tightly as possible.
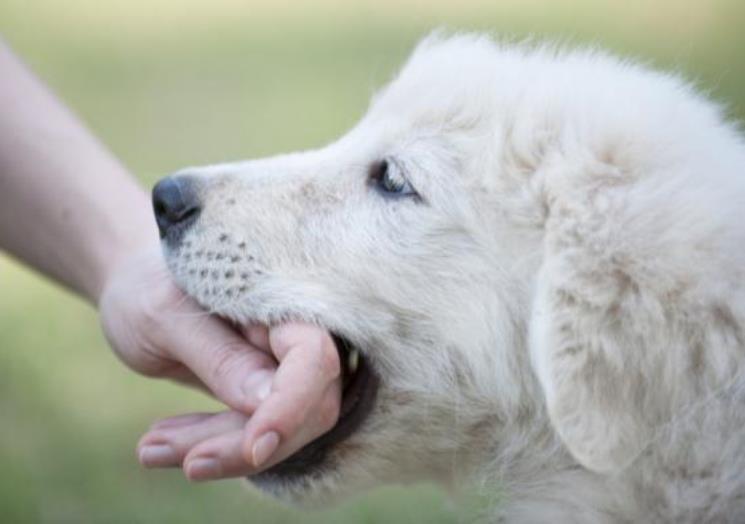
[152,176,201,241]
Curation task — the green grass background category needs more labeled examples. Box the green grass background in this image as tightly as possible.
[1,1,743,522]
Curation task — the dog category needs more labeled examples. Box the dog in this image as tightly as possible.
[153,34,745,522]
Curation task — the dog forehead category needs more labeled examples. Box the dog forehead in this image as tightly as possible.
[364,34,503,131]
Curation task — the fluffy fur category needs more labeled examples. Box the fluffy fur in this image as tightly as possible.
[161,34,745,521]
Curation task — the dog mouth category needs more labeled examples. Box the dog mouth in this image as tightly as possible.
[166,238,381,482]
[252,332,380,482]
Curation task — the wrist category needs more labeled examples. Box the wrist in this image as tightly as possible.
[89,189,161,305]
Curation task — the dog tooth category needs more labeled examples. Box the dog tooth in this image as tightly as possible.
[348,348,359,375]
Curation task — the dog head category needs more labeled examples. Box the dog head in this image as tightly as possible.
[155,33,738,503]
[154,34,542,502]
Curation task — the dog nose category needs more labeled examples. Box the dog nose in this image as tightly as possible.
[152,176,201,240]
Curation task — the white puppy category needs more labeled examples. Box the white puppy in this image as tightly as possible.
[156,34,745,522]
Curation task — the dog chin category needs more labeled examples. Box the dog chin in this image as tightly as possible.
[246,442,385,510]
[248,466,341,507]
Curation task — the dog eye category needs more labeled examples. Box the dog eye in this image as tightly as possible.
[369,159,418,198]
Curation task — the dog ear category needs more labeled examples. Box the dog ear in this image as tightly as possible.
[529,201,670,474]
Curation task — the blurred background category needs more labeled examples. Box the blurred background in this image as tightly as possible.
[1,1,743,522]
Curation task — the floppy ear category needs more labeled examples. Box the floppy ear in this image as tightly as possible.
[529,202,669,474]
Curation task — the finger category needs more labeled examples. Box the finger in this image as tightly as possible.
[155,303,278,413]
[251,382,341,472]
[181,386,342,479]
[138,410,247,468]
[182,429,247,481]
[149,412,215,431]
[183,386,342,480]
[240,323,271,355]
[242,323,342,470]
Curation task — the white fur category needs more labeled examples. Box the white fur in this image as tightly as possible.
[162,34,745,522]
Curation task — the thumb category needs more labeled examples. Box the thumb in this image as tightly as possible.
[154,303,278,413]
[99,247,277,414]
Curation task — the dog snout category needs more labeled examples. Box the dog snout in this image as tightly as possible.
[152,176,201,243]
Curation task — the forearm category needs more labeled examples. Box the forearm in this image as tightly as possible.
[0,43,157,303]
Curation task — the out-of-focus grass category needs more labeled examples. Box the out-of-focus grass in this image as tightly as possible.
[0,1,743,522]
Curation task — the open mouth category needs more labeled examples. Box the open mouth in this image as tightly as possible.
[252,333,379,481]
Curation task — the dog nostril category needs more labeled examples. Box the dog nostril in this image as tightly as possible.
[153,199,167,219]
[152,176,201,241]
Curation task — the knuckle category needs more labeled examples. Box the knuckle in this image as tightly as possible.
[207,342,245,389]
[274,408,305,437]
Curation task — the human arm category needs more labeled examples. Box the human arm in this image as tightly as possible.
[0,42,152,301]
[0,42,341,479]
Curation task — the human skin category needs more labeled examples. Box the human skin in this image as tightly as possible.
[0,43,341,481]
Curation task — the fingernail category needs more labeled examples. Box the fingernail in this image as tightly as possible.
[139,445,178,467]
[186,458,221,481]
[242,370,274,407]
[252,431,280,468]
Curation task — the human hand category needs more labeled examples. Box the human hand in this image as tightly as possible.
[0,41,343,481]
[98,246,342,479]
[136,323,343,480]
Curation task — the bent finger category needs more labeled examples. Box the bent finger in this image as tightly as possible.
[250,383,341,473]
[242,323,342,469]
[179,385,342,480]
